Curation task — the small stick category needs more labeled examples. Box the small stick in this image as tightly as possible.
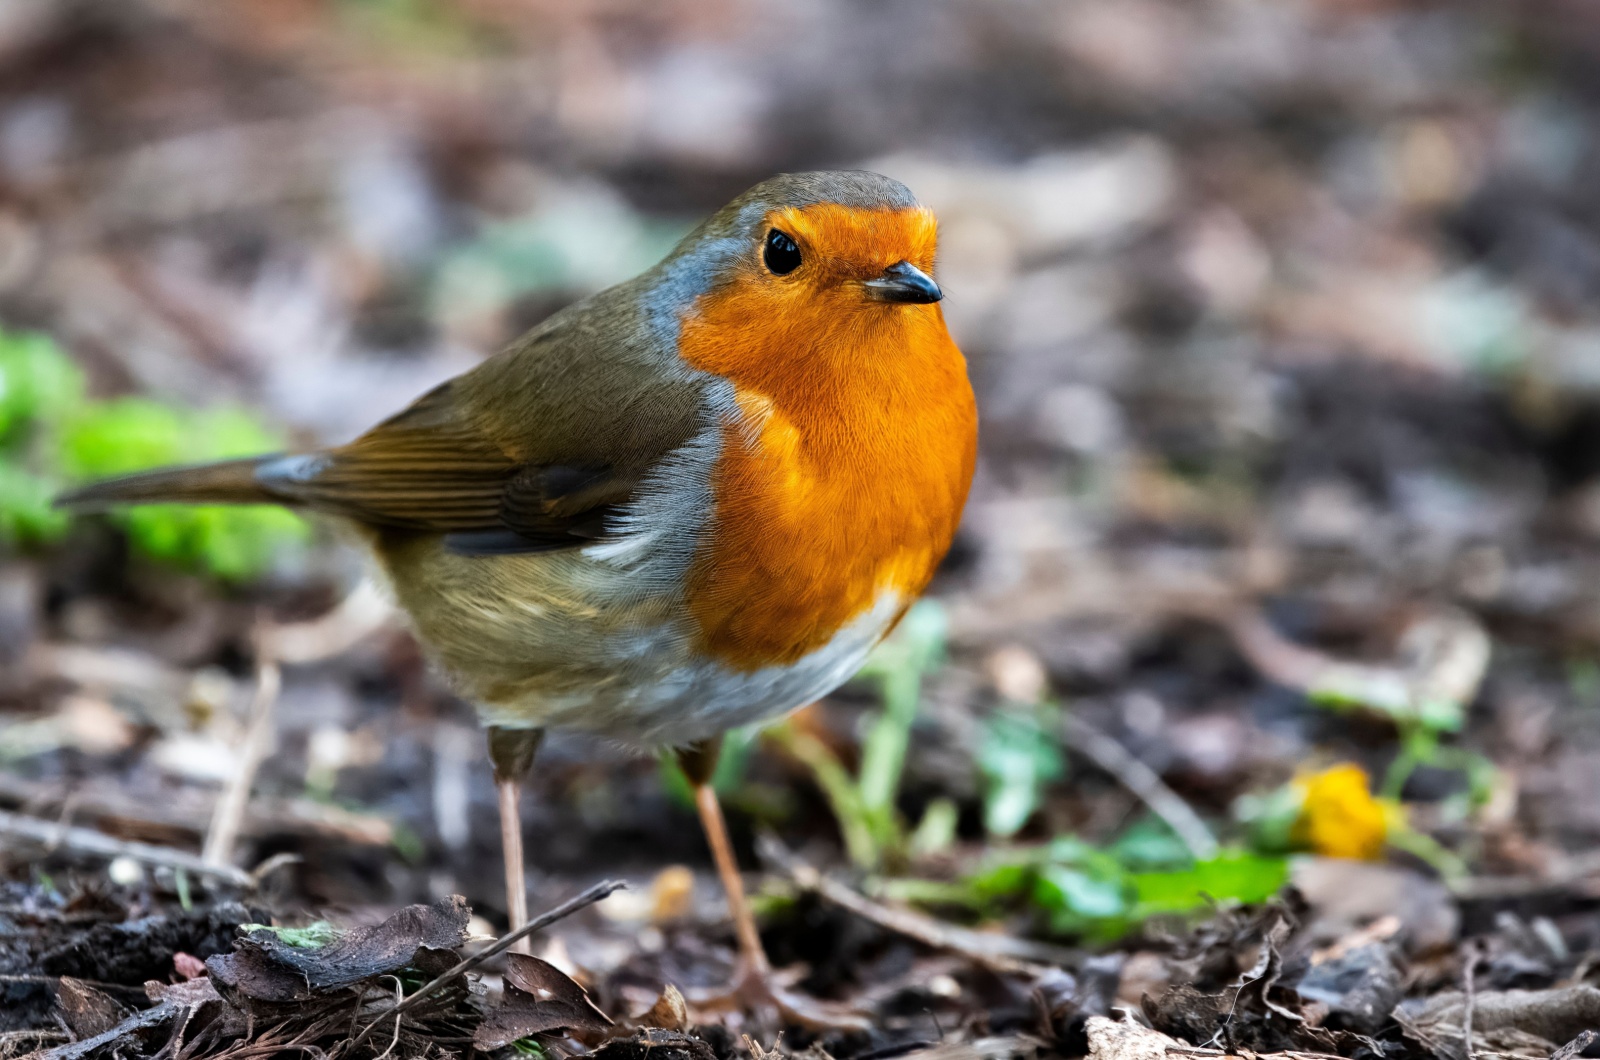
[343,879,623,1053]
[202,641,281,868]
[1060,714,1218,861]
[0,809,251,887]
[373,975,405,1060]
[759,836,1076,974]
[1223,607,1489,720]
[265,580,393,665]
[0,772,393,849]
[0,974,149,996]
[1462,940,1484,1060]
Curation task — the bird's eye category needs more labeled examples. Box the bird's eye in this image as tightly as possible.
[763,229,802,275]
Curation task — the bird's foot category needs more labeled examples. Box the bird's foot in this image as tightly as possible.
[685,959,870,1032]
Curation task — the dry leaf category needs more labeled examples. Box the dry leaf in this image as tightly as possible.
[642,983,688,1031]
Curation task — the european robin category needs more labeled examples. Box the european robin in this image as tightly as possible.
[59,171,978,1022]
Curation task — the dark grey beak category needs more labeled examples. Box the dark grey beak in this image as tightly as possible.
[862,260,942,304]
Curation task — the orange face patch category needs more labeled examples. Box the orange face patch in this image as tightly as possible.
[676,203,977,670]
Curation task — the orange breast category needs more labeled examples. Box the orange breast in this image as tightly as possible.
[676,208,977,670]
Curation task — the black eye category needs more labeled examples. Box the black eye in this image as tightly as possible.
[763,229,802,275]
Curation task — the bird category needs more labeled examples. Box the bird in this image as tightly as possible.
[58,170,978,1023]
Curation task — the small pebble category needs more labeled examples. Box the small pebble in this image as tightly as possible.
[987,645,1048,703]
[108,856,144,886]
[650,864,694,922]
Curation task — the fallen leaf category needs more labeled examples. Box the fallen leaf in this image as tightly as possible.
[172,952,207,980]
[1408,984,1600,1057]
[593,1029,719,1060]
[473,952,613,1049]
[1084,1014,1185,1060]
[1297,941,1403,1035]
[1292,858,1458,951]
[208,895,469,1003]
[1553,1029,1600,1060]
[55,978,129,1040]
[642,983,688,1031]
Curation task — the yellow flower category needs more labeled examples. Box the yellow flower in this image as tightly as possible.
[1293,764,1387,860]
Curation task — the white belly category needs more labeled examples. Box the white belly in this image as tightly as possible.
[474,587,902,746]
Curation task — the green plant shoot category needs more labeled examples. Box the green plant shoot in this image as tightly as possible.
[771,600,949,871]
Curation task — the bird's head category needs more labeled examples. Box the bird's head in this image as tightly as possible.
[676,170,940,307]
[651,171,952,390]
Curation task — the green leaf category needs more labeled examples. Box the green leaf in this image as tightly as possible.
[859,599,947,682]
[0,330,84,443]
[1035,863,1131,921]
[1109,817,1195,872]
[1129,853,1289,919]
[857,601,945,811]
[978,705,1066,837]
[1306,666,1466,735]
[966,861,1033,903]
[0,463,68,545]
[59,398,187,478]
[767,723,879,871]
[239,921,339,949]
[59,398,308,581]
[909,797,959,858]
[1233,783,1304,855]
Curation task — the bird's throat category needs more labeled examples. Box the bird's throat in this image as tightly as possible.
[676,287,977,672]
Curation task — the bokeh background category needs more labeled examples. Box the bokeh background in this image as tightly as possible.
[10,0,1600,1035]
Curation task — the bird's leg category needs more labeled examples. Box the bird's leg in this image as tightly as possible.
[676,738,867,1031]
[678,739,769,976]
[487,725,545,954]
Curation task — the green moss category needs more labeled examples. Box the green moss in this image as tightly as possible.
[0,325,307,581]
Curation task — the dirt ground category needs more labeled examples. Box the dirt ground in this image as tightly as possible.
[8,1,1600,1058]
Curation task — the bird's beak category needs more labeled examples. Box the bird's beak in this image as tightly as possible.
[861,261,942,304]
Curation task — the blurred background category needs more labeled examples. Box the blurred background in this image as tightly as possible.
[9,0,1600,1038]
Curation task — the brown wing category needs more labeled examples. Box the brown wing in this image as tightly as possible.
[256,284,708,555]
[256,382,647,555]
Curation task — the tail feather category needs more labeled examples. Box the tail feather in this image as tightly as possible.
[55,456,289,512]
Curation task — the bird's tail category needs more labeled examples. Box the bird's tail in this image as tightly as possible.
[55,456,288,512]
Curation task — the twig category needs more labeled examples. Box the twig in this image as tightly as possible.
[249,851,303,886]
[0,974,148,996]
[342,879,623,1053]
[372,976,405,1060]
[1166,1048,1348,1060]
[1223,606,1490,722]
[1060,713,1218,861]
[887,1038,1038,1060]
[264,581,393,664]
[0,768,393,851]
[201,638,281,868]
[1462,940,1484,1060]
[34,984,204,1060]
[0,1028,68,1059]
[0,809,251,887]
[0,772,393,849]
[759,835,1076,974]
[200,588,397,868]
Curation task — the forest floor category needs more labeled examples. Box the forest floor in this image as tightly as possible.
[9,2,1600,1058]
